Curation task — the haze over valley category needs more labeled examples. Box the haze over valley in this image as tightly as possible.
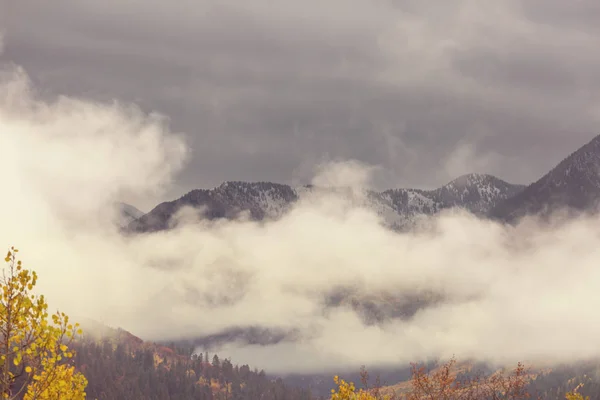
[4,1,600,398]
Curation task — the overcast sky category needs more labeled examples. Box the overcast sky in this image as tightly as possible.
[8,1,600,376]
[3,0,600,205]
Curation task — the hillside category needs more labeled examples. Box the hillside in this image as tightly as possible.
[490,134,600,222]
[71,322,316,400]
[112,135,600,399]
[376,360,600,400]
[124,132,600,230]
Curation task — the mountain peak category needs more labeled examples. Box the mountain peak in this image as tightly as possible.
[127,173,523,233]
[490,134,600,222]
[433,173,525,215]
[443,173,508,189]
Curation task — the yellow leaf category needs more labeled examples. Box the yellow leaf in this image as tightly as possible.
[0,249,88,398]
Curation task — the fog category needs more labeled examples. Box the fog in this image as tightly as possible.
[2,66,600,374]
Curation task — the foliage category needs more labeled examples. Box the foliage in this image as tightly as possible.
[563,383,589,400]
[0,248,314,399]
[331,358,533,400]
[526,362,600,399]
[565,391,588,400]
[70,336,315,400]
[330,375,380,400]
[0,247,87,399]
[331,359,600,400]
[406,358,531,400]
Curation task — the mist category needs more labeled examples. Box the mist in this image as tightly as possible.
[2,66,600,375]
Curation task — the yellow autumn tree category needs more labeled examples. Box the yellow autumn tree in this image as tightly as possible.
[330,375,380,400]
[565,384,589,400]
[565,392,589,400]
[0,247,87,399]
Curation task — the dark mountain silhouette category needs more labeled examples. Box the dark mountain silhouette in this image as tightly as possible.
[126,175,524,233]
[490,134,600,222]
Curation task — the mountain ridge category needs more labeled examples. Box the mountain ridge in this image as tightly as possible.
[126,173,525,233]
[126,133,600,232]
[490,134,600,222]
[110,135,600,398]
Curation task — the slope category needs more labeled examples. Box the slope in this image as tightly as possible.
[127,174,524,233]
[490,134,600,222]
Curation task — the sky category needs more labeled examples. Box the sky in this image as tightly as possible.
[4,66,600,375]
[5,0,600,377]
[3,0,600,209]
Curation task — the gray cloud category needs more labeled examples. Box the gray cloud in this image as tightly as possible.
[4,1,600,196]
[6,64,600,375]
[5,0,600,376]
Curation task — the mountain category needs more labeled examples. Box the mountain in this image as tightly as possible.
[72,322,597,400]
[490,134,600,222]
[122,174,524,381]
[430,173,527,215]
[127,182,298,232]
[70,322,316,400]
[127,174,524,233]
[114,202,145,227]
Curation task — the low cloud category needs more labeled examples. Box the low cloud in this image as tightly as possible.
[2,68,600,375]
[311,159,378,189]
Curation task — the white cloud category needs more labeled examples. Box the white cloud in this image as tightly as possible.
[3,66,600,376]
[311,159,378,189]
[442,141,500,180]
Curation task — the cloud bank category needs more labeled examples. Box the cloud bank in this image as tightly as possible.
[6,0,600,192]
[2,67,600,375]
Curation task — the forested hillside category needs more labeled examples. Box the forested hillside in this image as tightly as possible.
[70,333,316,400]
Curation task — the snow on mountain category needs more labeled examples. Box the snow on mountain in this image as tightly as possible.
[432,173,526,215]
[127,174,524,233]
[124,129,600,233]
[127,182,298,232]
[490,134,600,222]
